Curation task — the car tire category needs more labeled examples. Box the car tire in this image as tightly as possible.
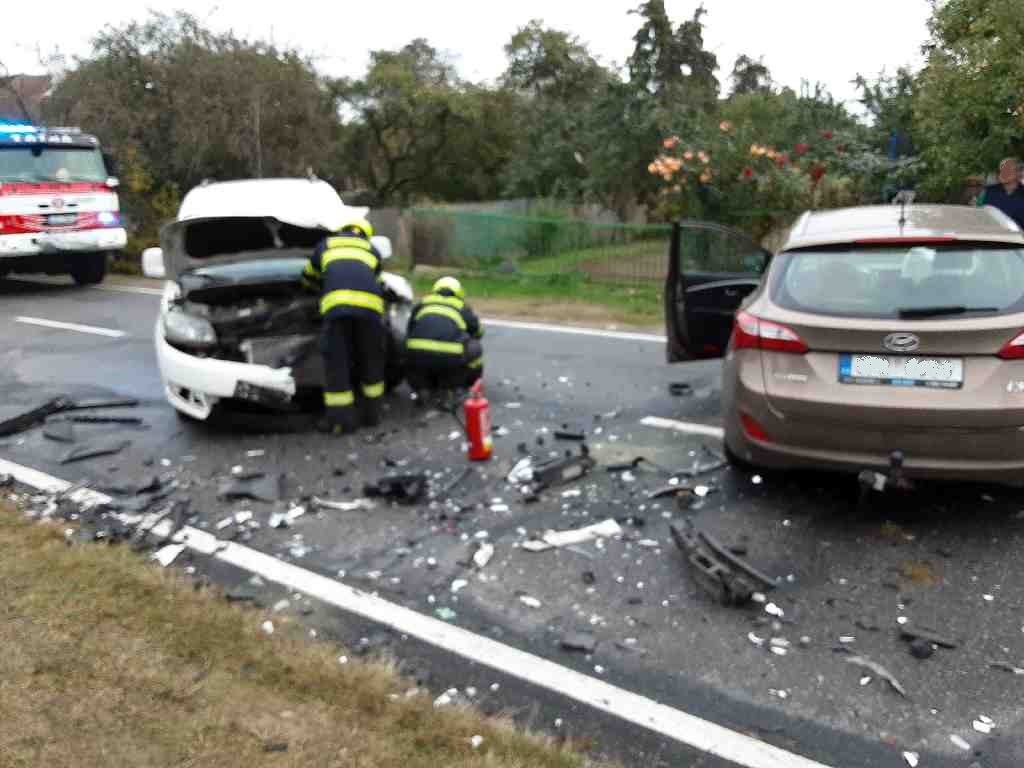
[70,252,108,285]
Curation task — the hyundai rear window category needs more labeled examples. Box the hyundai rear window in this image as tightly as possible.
[771,245,1024,318]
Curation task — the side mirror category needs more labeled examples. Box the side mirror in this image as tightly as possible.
[105,177,120,189]
[371,235,393,261]
[142,247,166,279]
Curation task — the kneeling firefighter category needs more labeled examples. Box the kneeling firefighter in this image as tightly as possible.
[405,277,483,393]
[303,219,387,435]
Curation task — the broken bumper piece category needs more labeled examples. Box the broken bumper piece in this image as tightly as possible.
[670,520,777,606]
[154,326,295,420]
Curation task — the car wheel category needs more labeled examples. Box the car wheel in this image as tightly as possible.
[70,252,108,285]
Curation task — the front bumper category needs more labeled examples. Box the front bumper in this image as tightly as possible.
[0,228,128,257]
[154,323,296,420]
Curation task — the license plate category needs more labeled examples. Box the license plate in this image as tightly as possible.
[839,354,963,389]
[46,213,77,226]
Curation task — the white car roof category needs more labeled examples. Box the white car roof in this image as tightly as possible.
[176,178,368,232]
[782,204,1024,251]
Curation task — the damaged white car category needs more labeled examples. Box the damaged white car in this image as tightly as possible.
[142,178,413,421]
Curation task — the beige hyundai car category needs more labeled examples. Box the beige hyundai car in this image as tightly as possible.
[665,204,1024,485]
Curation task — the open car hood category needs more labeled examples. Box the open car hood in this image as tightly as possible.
[160,179,369,280]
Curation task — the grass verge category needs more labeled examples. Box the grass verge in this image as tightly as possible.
[0,503,597,768]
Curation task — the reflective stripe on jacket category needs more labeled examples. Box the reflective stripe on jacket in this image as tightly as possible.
[304,234,384,318]
[405,293,482,356]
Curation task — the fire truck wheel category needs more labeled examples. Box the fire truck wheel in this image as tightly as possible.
[70,252,108,285]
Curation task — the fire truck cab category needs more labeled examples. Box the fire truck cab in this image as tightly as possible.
[0,121,126,284]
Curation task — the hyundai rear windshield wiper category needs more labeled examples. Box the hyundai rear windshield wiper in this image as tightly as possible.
[897,305,999,319]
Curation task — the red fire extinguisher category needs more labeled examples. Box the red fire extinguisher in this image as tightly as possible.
[465,379,493,462]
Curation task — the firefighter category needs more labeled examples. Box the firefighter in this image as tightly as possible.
[302,219,387,435]
[404,276,483,397]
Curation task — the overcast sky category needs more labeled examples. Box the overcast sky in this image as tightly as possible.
[2,1,932,107]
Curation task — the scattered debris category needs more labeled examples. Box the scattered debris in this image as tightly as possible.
[844,655,907,698]
[949,734,971,752]
[529,446,595,490]
[519,595,542,609]
[434,607,457,621]
[42,419,76,443]
[152,543,186,567]
[524,518,622,552]
[0,396,72,436]
[989,660,1024,675]
[312,496,376,513]
[60,439,131,464]
[670,520,776,606]
[364,473,428,504]
[909,639,935,660]
[669,382,693,397]
[561,631,597,654]
[218,473,283,503]
[554,426,586,441]
[261,620,275,635]
[246,449,266,458]
[470,735,484,750]
[973,718,994,735]
[64,414,143,425]
[902,750,920,767]
[473,543,495,569]
[451,579,469,593]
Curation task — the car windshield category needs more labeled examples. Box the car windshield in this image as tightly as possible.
[772,244,1024,319]
[0,145,108,183]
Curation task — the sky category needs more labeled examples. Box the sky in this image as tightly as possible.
[2,0,932,107]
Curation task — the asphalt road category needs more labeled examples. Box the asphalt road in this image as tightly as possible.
[2,275,1023,768]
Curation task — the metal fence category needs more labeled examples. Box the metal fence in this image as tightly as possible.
[409,208,674,286]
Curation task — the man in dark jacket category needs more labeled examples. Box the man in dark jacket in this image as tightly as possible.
[303,219,386,435]
[404,276,483,395]
[977,158,1024,230]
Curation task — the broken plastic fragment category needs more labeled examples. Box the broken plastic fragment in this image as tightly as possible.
[451,579,468,593]
[765,602,785,618]
[526,519,623,551]
[694,485,710,497]
[519,595,542,609]
[752,475,763,485]
[748,632,766,647]
[902,751,919,767]
[152,543,186,567]
[949,734,971,751]
[473,543,495,569]
[973,719,994,734]
[261,620,274,635]
[434,607,457,621]
[313,496,376,512]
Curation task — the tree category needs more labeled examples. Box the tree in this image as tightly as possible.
[731,55,772,96]
[627,2,718,112]
[854,68,917,155]
[914,0,1024,197]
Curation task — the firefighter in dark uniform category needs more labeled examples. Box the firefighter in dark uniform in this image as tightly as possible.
[302,219,387,434]
[405,277,483,394]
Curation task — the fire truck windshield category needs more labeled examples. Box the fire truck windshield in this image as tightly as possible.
[0,145,108,183]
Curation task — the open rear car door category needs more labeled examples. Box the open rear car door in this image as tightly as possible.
[665,220,771,362]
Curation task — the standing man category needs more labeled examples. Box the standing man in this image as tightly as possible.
[977,158,1024,230]
[303,219,387,435]
[405,276,484,397]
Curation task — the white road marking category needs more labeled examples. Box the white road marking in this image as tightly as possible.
[15,316,126,338]
[641,416,726,440]
[0,456,834,768]
[483,317,666,343]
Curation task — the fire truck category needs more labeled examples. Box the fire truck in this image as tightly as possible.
[0,120,126,284]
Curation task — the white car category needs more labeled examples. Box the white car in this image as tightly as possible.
[142,178,413,421]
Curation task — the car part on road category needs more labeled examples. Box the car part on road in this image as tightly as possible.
[364,472,428,505]
[63,414,144,425]
[669,382,693,397]
[899,624,958,649]
[989,660,1024,675]
[522,519,623,552]
[554,426,586,441]
[669,520,773,606]
[312,496,377,513]
[43,419,76,443]
[530,446,595,490]
[66,397,140,411]
[843,655,907,698]
[60,439,131,464]
[561,631,597,654]
[473,543,495,569]
[217,473,284,503]
[0,397,72,436]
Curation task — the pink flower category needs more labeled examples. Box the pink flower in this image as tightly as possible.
[795,143,810,156]
[663,136,680,150]
[742,167,754,179]
[719,120,733,133]
[821,130,834,140]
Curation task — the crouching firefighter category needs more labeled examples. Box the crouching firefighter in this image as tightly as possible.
[405,277,483,395]
[303,219,387,435]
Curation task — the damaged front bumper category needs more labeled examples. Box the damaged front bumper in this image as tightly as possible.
[154,323,296,420]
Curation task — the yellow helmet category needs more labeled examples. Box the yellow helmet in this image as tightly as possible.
[433,276,464,299]
[340,218,374,239]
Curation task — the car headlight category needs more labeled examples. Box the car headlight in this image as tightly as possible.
[163,308,218,349]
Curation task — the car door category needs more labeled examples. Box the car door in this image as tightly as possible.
[665,220,771,362]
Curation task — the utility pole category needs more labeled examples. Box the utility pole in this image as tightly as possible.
[253,96,263,178]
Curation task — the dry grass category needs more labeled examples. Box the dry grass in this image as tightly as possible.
[0,504,597,768]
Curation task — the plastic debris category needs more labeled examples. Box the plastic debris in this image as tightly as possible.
[261,620,275,635]
[973,719,994,734]
[902,750,919,767]
[313,496,376,512]
[152,543,186,567]
[949,734,971,751]
[218,473,283,502]
[669,382,693,396]
[364,473,428,504]
[246,449,266,458]
[434,607,457,621]
[748,632,766,647]
[670,520,776,606]
[525,519,622,551]
[752,475,763,485]
[473,543,495,569]
[561,631,597,653]
[60,439,131,464]
[470,735,484,749]
[844,655,907,698]
[451,579,468,593]
[519,595,542,609]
